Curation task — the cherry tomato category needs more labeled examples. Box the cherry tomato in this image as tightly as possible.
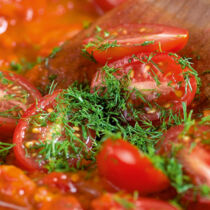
[91,193,178,210]
[97,138,169,194]
[94,0,126,11]
[0,165,36,207]
[91,53,197,122]
[0,71,41,139]
[158,123,210,209]
[83,24,188,64]
[13,90,95,172]
[39,195,83,210]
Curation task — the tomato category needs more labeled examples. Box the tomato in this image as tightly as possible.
[83,24,188,64]
[158,123,210,209]
[13,90,95,172]
[94,0,126,11]
[0,165,36,207]
[97,138,169,194]
[0,71,41,139]
[91,193,178,210]
[40,172,77,193]
[91,53,197,122]
[39,195,83,210]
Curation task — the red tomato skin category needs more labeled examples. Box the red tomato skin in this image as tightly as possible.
[84,24,189,64]
[13,90,62,172]
[91,53,197,122]
[0,71,41,139]
[94,0,125,11]
[97,138,169,195]
[91,193,178,210]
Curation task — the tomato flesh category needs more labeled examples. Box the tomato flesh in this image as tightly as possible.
[97,138,169,194]
[83,24,189,64]
[0,71,41,139]
[91,53,197,122]
[13,90,95,171]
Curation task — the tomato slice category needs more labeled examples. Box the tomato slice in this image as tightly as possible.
[0,71,41,139]
[83,24,188,64]
[91,53,197,122]
[91,193,177,210]
[97,138,169,194]
[158,123,210,208]
[13,90,95,172]
[94,0,126,11]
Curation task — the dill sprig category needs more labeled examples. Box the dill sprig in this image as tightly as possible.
[0,142,15,161]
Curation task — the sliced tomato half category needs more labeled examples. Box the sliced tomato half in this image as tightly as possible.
[158,123,210,209]
[97,138,170,194]
[13,90,95,172]
[83,24,189,64]
[0,71,41,139]
[91,53,197,122]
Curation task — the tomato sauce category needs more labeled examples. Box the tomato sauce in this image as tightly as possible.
[0,0,209,210]
[0,0,98,73]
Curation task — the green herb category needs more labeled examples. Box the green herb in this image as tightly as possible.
[113,195,135,209]
[140,40,155,46]
[0,142,15,159]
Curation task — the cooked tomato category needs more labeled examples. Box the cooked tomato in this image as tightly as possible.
[158,123,210,209]
[13,90,95,172]
[91,193,178,210]
[0,71,41,139]
[91,53,197,122]
[0,165,36,207]
[39,195,83,210]
[83,24,188,64]
[94,0,126,11]
[40,172,77,193]
[97,138,169,194]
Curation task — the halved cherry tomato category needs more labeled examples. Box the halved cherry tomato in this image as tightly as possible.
[83,24,188,64]
[158,123,210,209]
[91,193,178,210]
[13,90,95,172]
[39,195,83,210]
[97,138,169,194]
[91,53,197,122]
[0,71,41,139]
[94,0,126,11]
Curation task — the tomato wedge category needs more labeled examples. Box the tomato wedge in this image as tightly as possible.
[91,53,197,122]
[0,71,41,139]
[13,90,95,172]
[97,138,169,194]
[83,24,189,64]
[94,0,126,11]
[91,193,178,210]
[158,123,210,209]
